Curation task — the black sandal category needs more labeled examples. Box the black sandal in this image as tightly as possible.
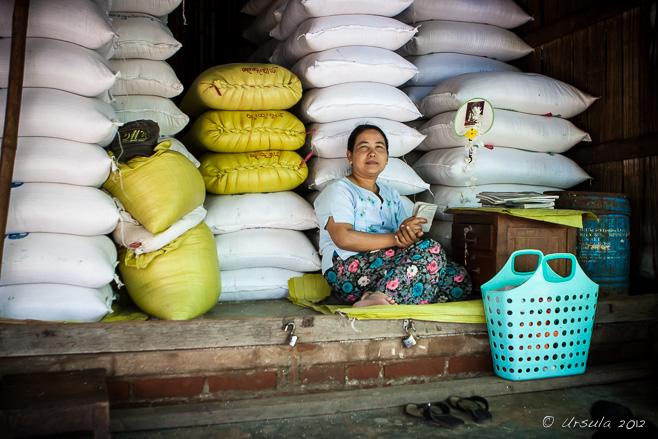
[448,395,492,423]
[404,402,465,429]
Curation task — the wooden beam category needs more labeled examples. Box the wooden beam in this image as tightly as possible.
[109,361,655,432]
[0,0,29,280]
[0,295,655,358]
[565,133,658,166]
[520,0,651,47]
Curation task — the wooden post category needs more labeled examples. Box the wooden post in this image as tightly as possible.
[0,0,30,280]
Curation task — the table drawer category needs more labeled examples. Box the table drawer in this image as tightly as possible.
[452,223,494,250]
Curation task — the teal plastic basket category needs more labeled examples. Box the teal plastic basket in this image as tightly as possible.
[481,250,599,381]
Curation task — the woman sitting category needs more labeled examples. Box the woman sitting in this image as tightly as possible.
[314,124,472,308]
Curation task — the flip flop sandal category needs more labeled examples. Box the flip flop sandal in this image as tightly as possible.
[404,402,464,429]
[448,395,492,423]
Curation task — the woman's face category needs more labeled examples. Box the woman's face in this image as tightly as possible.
[347,129,388,178]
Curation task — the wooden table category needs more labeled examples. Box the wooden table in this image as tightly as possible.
[450,209,577,291]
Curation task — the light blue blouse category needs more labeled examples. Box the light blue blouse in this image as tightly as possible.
[313,177,411,274]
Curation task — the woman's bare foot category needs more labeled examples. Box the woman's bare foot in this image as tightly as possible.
[352,291,397,308]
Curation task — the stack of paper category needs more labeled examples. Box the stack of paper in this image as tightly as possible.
[476,191,559,209]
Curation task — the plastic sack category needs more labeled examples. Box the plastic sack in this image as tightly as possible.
[2,233,118,289]
[0,38,117,98]
[405,53,521,87]
[216,228,321,272]
[103,140,206,234]
[412,147,591,188]
[181,110,306,153]
[271,0,413,40]
[297,82,422,123]
[242,0,287,45]
[111,95,189,137]
[9,137,112,188]
[179,63,303,118]
[219,267,303,302]
[110,12,181,60]
[200,150,308,194]
[279,15,417,65]
[111,0,183,15]
[109,59,183,98]
[0,88,122,147]
[290,46,418,89]
[418,109,591,153]
[112,203,207,255]
[7,182,119,236]
[420,71,598,119]
[204,191,318,234]
[0,283,115,322]
[119,223,220,320]
[0,0,116,52]
[400,20,533,61]
[397,0,532,29]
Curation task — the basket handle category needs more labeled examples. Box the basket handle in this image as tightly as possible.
[540,253,578,283]
[505,249,544,276]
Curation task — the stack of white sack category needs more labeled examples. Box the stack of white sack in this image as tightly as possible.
[0,0,122,322]
[396,0,533,106]
[245,0,432,199]
[108,1,190,139]
[178,63,320,302]
[412,71,597,250]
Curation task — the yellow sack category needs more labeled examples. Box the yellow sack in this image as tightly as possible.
[200,150,308,194]
[103,140,206,234]
[119,223,221,320]
[181,110,306,153]
[179,63,303,118]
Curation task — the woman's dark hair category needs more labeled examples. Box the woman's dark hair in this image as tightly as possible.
[347,124,389,153]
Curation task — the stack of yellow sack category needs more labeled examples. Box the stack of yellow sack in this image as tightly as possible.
[103,139,221,320]
[180,63,307,194]
[179,63,321,302]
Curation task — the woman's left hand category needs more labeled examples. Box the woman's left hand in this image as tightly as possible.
[394,217,426,248]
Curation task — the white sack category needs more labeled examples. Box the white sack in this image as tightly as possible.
[0,0,116,51]
[412,147,591,188]
[400,20,533,62]
[4,137,112,187]
[298,82,421,123]
[417,183,563,221]
[405,53,521,87]
[0,283,114,322]
[216,229,321,272]
[418,109,592,153]
[112,204,207,255]
[164,137,201,167]
[218,267,303,302]
[111,0,183,15]
[421,71,598,119]
[111,95,189,137]
[0,38,117,98]
[291,46,418,89]
[247,38,284,63]
[303,118,425,158]
[397,0,532,29]
[0,88,121,146]
[242,0,287,45]
[109,59,184,98]
[403,86,433,107]
[205,191,318,234]
[7,182,120,236]
[2,233,118,289]
[110,13,181,60]
[306,157,430,195]
[271,0,413,40]
[280,15,417,65]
